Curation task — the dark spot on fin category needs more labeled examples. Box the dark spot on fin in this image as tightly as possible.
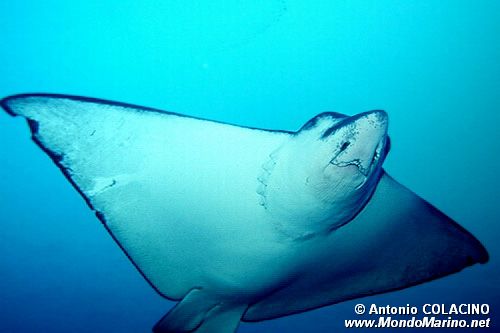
[103,179,117,191]
[27,119,39,133]
[95,211,107,225]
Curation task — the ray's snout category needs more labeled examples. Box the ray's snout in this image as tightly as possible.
[354,110,388,137]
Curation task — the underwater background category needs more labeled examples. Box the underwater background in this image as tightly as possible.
[0,1,498,332]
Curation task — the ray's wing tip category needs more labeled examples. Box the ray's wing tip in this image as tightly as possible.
[462,231,489,265]
[0,93,53,117]
[474,241,489,265]
[0,93,92,119]
[0,94,21,116]
[454,220,489,265]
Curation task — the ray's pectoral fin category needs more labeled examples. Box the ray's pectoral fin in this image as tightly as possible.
[377,173,489,270]
[244,172,488,322]
[154,289,246,333]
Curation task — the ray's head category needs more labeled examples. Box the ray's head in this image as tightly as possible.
[307,110,390,192]
[300,111,390,217]
[261,110,391,236]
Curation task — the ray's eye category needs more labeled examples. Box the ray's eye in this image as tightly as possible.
[340,141,350,151]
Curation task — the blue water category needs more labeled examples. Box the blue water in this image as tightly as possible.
[0,1,498,332]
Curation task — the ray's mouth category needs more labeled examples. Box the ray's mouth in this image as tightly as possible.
[368,137,386,172]
[329,135,388,180]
